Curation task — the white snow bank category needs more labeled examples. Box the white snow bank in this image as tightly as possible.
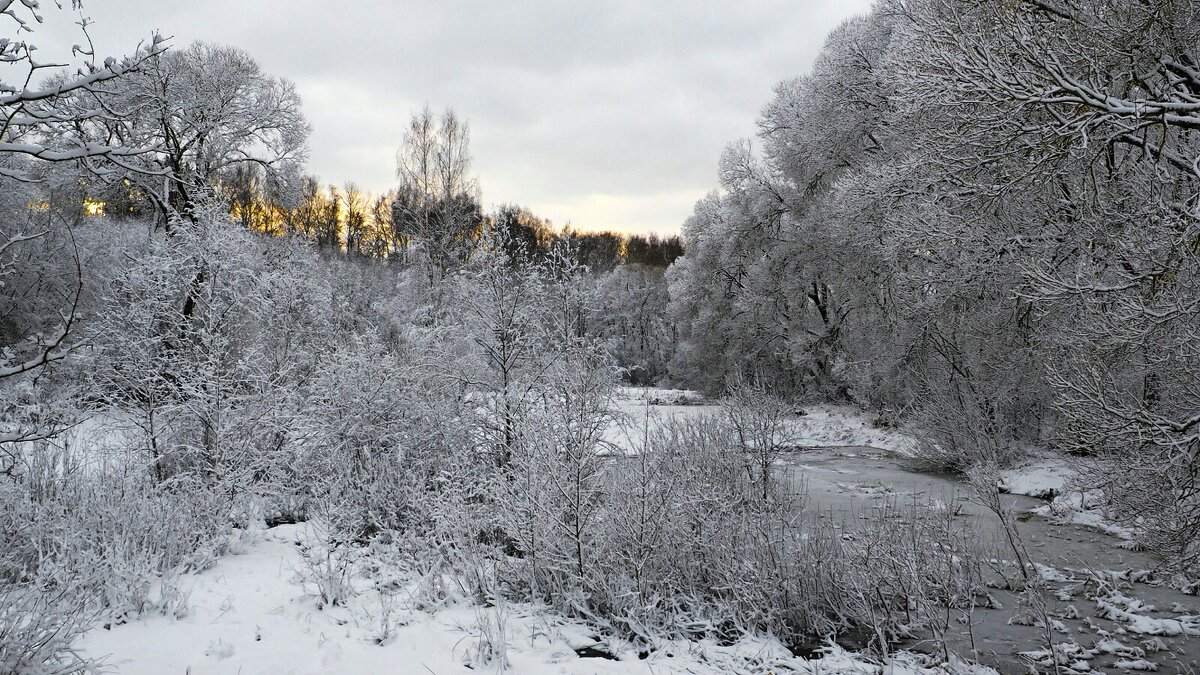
[79,524,993,674]
[618,386,706,406]
[997,454,1147,545]
[613,390,918,457]
[788,404,917,456]
[11,410,142,476]
[1029,488,1136,541]
[998,457,1074,499]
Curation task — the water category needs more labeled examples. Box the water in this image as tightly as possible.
[782,445,1199,673]
[614,393,1200,673]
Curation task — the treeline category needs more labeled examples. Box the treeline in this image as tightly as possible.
[665,0,1199,568]
[80,105,683,277]
[195,169,685,275]
[5,41,682,385]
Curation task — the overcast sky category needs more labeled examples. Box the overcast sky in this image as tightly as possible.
[50,0,871,235]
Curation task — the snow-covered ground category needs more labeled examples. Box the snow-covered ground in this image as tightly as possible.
[613,388,918,457]
[998,456,1072,500]
[73,389,984,674]
[72,389,1197,673]
[11,410,141,477]
[998,455,1139,542]
[79,523,984,675]
[788,403,917,455]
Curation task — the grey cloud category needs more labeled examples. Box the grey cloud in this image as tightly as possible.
[50,0,872,233]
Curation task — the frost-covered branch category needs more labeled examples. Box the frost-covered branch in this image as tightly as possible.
[1,1,169,181]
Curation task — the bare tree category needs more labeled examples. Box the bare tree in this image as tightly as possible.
[721,375,795,502]
[392,106,483,284]
[341,182,367,255]
[367,191,394,259]
[456,228,549,465]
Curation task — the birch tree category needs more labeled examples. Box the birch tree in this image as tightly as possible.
[392,107,483,285]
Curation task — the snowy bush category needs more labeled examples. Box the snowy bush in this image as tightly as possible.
[721,375,797,501]
[0,440,233,670]
[489,405,993,656]
[295,520,356,609]
[0,582,96,675]
[1,468,230,619]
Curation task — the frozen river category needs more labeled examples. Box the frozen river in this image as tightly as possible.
[614,389,1200,673]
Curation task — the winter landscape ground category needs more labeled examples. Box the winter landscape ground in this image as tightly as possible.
[4,1,1200,674]
[64,393,985,674]
[29,392,1200,674]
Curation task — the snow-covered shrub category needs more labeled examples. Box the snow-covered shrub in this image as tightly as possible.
[643,414,845,642]
[0,581,96,675]
[88,204,335,500]
[285,325,494,603]
[1,446,231,619]
[907,364,1029,475]
[411,465,505,604]
[1056,353,1200,574]
[1075,452,1200,575]
[295,330,475,539]
[295,520,355,609]
[518,407,993,656]
[720,375,796,501]
[837,498,989,660]
[70,484,222,617]
[0,440,232,669]
[496,342,619,605]
[71,478,229,617]
[593,418,686,611]
[495,406,830,643]
[465,601,510,670]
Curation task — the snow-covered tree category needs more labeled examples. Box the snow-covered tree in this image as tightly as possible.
[1,0,167,181]
[66,42,309,225]
[392,107,483,285]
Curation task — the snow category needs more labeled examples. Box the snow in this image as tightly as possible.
[1113,659,1159,671]
[1029,490,1137,541]
[613,389,917,457]
[1094,638,1145,659]
[998,455,1141,542]
[78,523,992,674]
[788,404,917,455]
[7,409,143,480]
[68,388,1171,674]
[617,386,706,406]
[997,457,1073,499]
[1095,593,1200,638]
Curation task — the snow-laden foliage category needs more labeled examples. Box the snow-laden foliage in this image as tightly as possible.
[0,0,168,182]
[665,0,1200,569]
[2,1,1198,671]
